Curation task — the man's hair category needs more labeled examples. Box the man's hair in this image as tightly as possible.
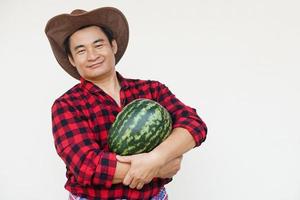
[64,25,114,58]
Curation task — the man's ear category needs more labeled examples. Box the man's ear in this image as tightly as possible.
[112,39,118,54]
[68,55,76,67]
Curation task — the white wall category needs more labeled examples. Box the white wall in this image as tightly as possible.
[0,0,299,199]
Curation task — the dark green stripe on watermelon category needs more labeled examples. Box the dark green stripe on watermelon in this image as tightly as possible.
[115,100,155,138]
[108,100,150,151]
[109,99,142,134]
[111,102,157,155]
[118,106,159,155]
[108,98,172,155]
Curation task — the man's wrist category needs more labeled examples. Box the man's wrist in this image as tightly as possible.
[149,147,168,167]
[112,161,130,184]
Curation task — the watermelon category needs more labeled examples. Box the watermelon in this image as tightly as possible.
[108,98,172,156]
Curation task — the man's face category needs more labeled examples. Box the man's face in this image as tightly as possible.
[68,26,118,81]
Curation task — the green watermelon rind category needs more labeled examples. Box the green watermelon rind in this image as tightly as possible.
[108,98,172,155]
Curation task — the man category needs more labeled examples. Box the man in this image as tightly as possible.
[46,7,207,200]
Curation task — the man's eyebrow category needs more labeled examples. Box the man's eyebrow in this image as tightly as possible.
[93,39,104,44]
[74,45,85,51]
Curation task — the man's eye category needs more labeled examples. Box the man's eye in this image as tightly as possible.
[96,44,103,48]
[77,49,85,54]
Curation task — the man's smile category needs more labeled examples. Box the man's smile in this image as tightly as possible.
[88,61,103,69]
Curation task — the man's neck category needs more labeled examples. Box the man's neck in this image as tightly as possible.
[91,71,121,96]
[86,71,121,107]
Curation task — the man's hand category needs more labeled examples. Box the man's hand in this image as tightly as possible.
[116,127,194,190]
[158,155,183,179]
[116,152,165,190]
[112,161,130,184]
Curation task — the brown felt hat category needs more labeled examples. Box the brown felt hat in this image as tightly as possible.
[45,7,129,80]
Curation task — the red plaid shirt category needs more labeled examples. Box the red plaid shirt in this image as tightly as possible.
[51,72,207,200]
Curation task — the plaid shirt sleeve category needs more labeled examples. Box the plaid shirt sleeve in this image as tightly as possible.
[51,99,117,188]
[152,81,207,147]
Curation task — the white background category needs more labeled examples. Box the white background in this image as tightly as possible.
[0,0,300,199]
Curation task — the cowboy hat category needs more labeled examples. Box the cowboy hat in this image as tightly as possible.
[45,7,129,80]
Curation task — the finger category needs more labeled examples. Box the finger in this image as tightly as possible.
[116,155,132,163]
[129,178,139,189]
[144,179,151,184]
[136,182,144,190]
[123,173,133,186]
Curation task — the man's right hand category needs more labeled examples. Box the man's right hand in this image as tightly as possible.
[157,155,183,179]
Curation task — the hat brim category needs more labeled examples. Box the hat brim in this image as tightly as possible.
[45,7,129,80]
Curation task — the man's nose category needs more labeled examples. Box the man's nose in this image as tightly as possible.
[87,48,100,61]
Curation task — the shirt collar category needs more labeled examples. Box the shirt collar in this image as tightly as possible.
[116,71,130,89]
[79,71,130,94]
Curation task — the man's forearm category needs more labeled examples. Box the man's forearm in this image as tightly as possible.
[113,128,195,184]
[151,127,195,165]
